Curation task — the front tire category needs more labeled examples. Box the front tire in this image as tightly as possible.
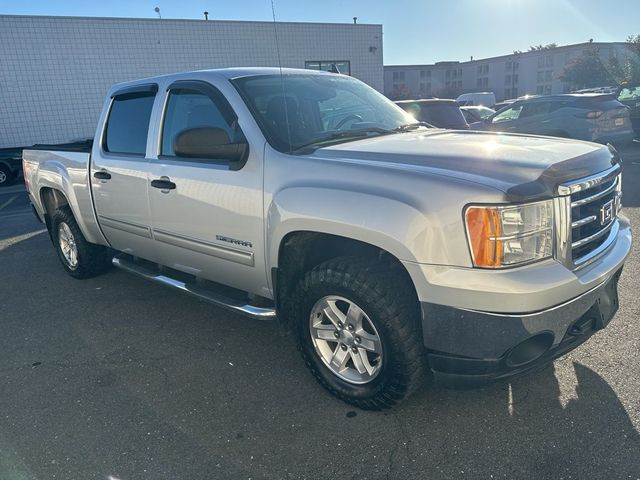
[50,207,111,278]
[292,256,428,410]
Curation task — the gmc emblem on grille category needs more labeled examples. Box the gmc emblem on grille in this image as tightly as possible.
[600,199,614,225]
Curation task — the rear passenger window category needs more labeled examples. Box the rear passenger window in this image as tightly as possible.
[161,89,236,157]
[104,93,155,156]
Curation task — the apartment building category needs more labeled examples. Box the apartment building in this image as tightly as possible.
[384,41,633,102]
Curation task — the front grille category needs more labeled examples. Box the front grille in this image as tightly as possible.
[568,170,621,266]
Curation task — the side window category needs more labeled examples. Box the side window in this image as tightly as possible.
[104,93,155,155]
[520,102,550,118]
[161,88,237,157]
[492,104,523,123]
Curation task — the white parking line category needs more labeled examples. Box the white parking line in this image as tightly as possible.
[0,195,16,211]
[0,184,26,194]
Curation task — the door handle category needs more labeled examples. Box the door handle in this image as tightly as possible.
[93,170,111,180]
[151,177,176,192]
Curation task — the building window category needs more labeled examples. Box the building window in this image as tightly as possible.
[446,69,451,78]
[505,75,512,85]
[545,56,553,67]
[537,71,544,83]
[545,70,553,82]
[458,80,463,88]
[513,74,518,83]
[392,70,405,82]
[514,62,519,71]
[305,60,351,75]
[420,70,431,79]
[536,86,544,94]
[477,64,489,75]
[544,84,552,95]
[505,88,511,99]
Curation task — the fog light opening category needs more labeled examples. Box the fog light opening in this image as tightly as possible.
[506,332,554,368]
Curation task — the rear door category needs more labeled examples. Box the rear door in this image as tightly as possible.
[91,84,160,261]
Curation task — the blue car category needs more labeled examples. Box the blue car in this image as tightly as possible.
[473,94,634,145]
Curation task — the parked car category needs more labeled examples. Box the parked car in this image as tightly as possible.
[23,68,631,409]
[460,105,495,123]
[475,94,634,144]
[617,84,640,134]
[0,147,24,186]
[396,99,469,129]
[456,92,496,107]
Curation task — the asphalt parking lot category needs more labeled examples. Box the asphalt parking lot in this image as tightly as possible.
[1,146,640,480]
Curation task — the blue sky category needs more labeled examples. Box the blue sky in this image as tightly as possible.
[0,0,638,64]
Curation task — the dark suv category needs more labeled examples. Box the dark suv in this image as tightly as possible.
[475,94,634,145]
[395,99,469,129]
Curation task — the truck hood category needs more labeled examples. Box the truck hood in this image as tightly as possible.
[316,129,619,201]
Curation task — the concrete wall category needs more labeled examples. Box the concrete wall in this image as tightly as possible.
[0,15,383,148]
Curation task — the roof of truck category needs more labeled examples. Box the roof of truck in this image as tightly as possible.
[110,67,332,92]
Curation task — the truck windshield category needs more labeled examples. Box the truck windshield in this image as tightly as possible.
[232,74,415,152]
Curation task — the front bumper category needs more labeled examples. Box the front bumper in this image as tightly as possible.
[421,268,622,388]
[405,217,631,389]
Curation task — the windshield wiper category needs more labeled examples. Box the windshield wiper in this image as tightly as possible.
[392,121,434,132]
[291,127,393,153]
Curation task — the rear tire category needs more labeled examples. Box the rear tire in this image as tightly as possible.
[292,256,428,410]
[50,207,111,279]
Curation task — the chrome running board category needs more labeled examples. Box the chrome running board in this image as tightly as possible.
[112,255,276,320]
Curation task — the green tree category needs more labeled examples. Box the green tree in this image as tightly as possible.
[559,47,616,90]
[614,34,640,85]
[528,43,558,52]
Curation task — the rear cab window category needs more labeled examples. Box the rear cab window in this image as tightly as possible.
[104,86,157,156]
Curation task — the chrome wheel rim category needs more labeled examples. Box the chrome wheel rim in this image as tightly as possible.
[309,295,383,384]
[58,222,78,268]
[0,171,6,184]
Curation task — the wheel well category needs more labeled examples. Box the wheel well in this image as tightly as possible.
[274,231,419,323]
[39,187,70,232]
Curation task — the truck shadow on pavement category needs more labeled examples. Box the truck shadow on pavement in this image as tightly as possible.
[0,223,638,479]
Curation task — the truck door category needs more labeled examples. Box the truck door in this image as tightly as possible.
[147,80,266,296]
[91,84,161,262]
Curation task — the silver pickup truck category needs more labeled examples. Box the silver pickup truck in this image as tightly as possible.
[23,68,632,409]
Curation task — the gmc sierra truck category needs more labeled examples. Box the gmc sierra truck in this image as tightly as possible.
[23,68,631,409]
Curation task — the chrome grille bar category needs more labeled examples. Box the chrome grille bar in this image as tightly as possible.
[571,215,597,228]
[571,220,615,249]
[570,177,618,207]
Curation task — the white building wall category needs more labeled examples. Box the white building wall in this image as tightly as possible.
[0,15,383,148]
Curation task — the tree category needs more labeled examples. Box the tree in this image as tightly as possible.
[528,43,558,52]
[559,47,617,90]
[612,34,640,85]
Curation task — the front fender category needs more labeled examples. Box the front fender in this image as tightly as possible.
[267,186,432,270]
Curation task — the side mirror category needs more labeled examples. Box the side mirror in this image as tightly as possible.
[173,127,248,170]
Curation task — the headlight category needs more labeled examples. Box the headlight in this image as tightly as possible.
[464,200,553,268]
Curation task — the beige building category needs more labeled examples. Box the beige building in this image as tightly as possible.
[384,41,633,101]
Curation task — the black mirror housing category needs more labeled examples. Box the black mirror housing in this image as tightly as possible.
[173,127,249,170]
